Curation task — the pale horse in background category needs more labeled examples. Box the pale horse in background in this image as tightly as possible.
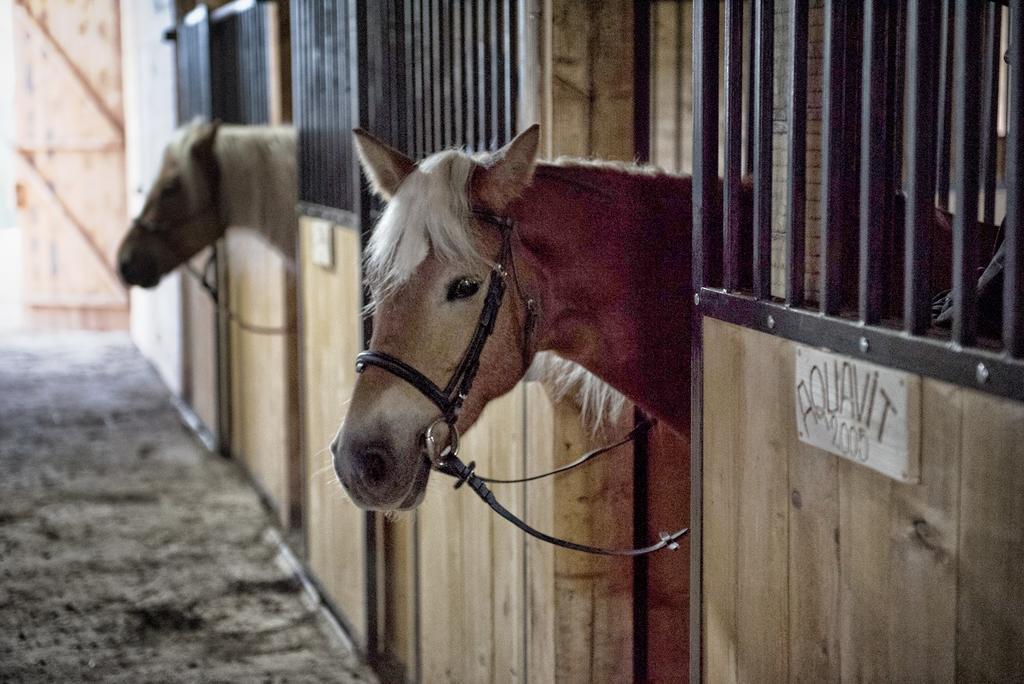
[117,119,297,288]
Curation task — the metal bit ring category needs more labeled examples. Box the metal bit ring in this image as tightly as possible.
[424,418,460,465]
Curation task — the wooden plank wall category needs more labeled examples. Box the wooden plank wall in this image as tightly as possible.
[299,217,368,643]
[181,250,220,438]
[701,317,1024,682]
[225,229,299,525]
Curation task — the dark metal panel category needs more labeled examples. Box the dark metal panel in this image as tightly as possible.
[752,0,773,299]
[1006,0,1024,356]
[724,0,744,291]
[903,0,941,335]
[700,288,1024,403]
[858,0,887,325]
[176,5,212,122]
[785,0,807,306]
[951,0,984,346]
[209,2,272,124]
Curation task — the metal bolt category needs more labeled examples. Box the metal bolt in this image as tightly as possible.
[767,315,776,330]
[859,336,870,353]
[693,292,701,306]
[976,362,990,385]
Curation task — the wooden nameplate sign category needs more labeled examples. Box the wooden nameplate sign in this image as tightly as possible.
[794,344,922,483]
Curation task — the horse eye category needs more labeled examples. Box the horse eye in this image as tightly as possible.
[446,277,481,301]
[160,179,181,198]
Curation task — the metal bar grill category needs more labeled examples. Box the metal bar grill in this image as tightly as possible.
[176,6,212,122]
[674,0,1024,401]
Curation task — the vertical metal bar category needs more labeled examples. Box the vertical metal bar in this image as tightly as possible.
[506,0,517,135]
[859,0,887,325]
[632,1,652,679]
[465,0,477,150]
[981,2,1003,226]
[745,0,756,176]
[440,0,451,147]
[786,0,808,306]
[886,1,906,194]
[690,1,718,681]
[452,0,463,146]
[1005,0,1023,355]
[724,0,744,291]
[904,0,941,334]
[936,0,955,209]
[635,0,652,163]
[490,0,502,144]
[431,0,443,149]
[674,1,685,171]
[753,0,773,299]
[478,0,490,148]
[951,0,984,346]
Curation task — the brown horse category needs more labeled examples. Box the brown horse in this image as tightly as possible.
[117,120,297,287]
[333,126,728,510]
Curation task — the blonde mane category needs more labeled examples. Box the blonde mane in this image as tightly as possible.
[363,146,631,432]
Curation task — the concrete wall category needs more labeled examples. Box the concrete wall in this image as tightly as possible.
[121,0,183,394]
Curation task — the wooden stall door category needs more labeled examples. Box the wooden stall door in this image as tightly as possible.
[300,216,368,643]
[13,0,128,330]
[701,318,1024,682]
[222,1,300,528]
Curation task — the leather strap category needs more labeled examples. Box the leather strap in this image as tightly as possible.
[435,450,687,556]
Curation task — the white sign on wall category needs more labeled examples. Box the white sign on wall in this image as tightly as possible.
[794,345,921,483]
[310,218,335,270]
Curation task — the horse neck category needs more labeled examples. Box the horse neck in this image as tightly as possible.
[213,125,298,258]
[511,163,696,432]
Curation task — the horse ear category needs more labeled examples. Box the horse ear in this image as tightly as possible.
[353,128,415,201]
[190,119,221,166]
[193,119,224,159]
[471,124,540,211]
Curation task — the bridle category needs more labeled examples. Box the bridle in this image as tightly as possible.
[134,212,295,337]
[355,210,688,556]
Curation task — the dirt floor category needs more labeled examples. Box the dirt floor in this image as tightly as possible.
[0,332,374,683]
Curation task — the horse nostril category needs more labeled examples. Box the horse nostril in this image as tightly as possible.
[331,439,392,490]
[119,252,158,288]
[359,447,389,487]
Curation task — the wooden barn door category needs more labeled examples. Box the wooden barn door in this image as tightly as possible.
[12,0,129,330]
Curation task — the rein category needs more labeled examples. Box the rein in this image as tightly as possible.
[355,211,688,557]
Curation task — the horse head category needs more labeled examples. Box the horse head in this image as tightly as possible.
[117,120,223,288]
[332,125,542,511]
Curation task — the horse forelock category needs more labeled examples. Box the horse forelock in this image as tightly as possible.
[363,147,632,433]
[364,149,486,300]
